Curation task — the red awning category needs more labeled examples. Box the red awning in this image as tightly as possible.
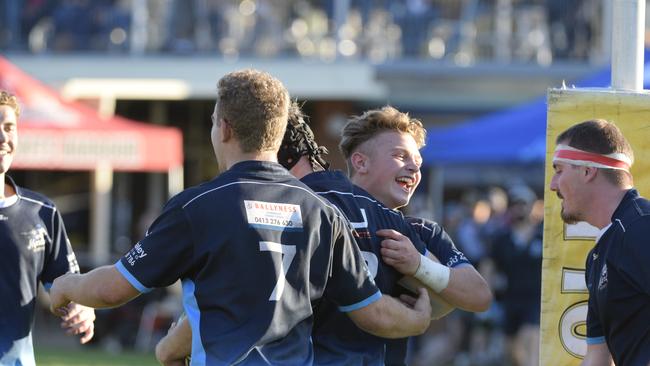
[0,57,183,172]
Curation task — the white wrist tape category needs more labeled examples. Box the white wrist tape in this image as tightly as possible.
[414,254,450,293]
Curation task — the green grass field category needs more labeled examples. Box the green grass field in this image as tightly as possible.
[35,346,159,366]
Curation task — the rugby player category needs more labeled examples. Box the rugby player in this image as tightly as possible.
[48,70,432,365]
[0,90,95,366]
[550,119,650,366]
[154,102,488,366]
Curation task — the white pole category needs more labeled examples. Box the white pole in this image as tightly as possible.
[611,0,645,91]
[90,162,113,266]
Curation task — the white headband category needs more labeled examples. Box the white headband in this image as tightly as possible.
[553,144,632,172]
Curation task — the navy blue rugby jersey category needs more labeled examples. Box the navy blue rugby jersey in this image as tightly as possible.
[585,189,650,366]
[405,217,471,269]
[384,217,471,365]
[0,177,79,366]
[302,171,430,366]
[115,161,380,366]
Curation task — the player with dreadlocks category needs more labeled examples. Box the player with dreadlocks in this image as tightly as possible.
[155,101,490,365]
[277,101,329,172]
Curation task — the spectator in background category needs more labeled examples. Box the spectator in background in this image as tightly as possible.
[489,184,542,366]
[455,192,490,266]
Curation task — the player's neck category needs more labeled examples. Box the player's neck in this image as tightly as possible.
[289,157,317,179]
[223,151,278,170]
[585,185,629,229]
[0,174,15,199]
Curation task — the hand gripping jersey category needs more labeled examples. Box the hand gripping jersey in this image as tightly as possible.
[0,177,79,366]
[302,171,470,366]
[385,217,472,365]
[116,161,380,366]
[585,189,650,366]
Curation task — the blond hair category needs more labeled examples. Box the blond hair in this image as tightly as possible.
[216,69,289,153]
[339,106,426,174]
[0,90,20,117]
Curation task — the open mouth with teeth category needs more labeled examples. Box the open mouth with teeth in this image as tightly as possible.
[396,176,415,191]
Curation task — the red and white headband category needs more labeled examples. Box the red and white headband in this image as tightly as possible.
[553,144,632,172]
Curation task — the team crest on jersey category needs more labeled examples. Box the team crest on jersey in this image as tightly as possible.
[244,200,303,231]
[598,264,608,290]
[23,225,48,253]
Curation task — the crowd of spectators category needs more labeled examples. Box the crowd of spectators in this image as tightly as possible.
[2,0,599,64]
[404,184,543,366]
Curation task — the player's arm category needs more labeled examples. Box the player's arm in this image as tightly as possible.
[329,217,431,338]
[49,265,140,314]
[156,316,192,366]
[437,262,491,312]
[346,288,431,338]
[580,343,613,366]
[378,229,492,312]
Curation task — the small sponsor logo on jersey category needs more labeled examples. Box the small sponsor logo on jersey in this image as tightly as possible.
[67,253,80,273]
[244,200,303,231]
[125,242,148,266]
[598,264,608,290]
[353,228,371,239]
[23,225,47,253]
[446,248,469,267]
[0,214,8,221]
[592,253,599,260]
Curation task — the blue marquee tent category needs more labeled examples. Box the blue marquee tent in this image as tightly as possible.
[421,62,650,166]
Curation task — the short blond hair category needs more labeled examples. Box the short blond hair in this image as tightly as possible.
[339,106,426,173]
[216,69,289,153]
[0,90,20,117]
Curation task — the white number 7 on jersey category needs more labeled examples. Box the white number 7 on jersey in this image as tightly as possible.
[259,241,297,301]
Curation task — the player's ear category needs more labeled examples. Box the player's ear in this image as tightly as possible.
[584,166,598,182]
[220,118,232,142]
[350,151,369,174]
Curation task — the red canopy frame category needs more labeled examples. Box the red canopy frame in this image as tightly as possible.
[0,57,183,172]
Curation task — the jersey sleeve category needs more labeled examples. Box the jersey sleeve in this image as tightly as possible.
[618,220,650,296]
[406,217,471,268]
[41,207,79,290]
[585,255,605,344]
[116,205,195,293]
[325,216,382,312]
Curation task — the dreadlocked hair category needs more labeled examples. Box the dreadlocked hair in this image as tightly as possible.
[278,101,330,171]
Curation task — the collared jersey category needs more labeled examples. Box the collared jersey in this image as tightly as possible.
[0,177,79,366]
[585,189,650,366]
[303,171,469,366]
[116,161,380,366]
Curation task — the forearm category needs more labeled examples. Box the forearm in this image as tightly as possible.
[580,344,614,366]
[348,295,429,338]
[440,266,492,312]
[156,316,192,365]
[56,265,139,308]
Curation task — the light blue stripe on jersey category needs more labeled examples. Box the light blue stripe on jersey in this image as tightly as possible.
[338,290,382,312]
[115,260,152,293]
[42,282,53,291]
[183,279,206,366]
[586,336,606,345]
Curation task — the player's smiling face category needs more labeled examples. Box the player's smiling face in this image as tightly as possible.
[353,131,422,209]
[0,105,17,175]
